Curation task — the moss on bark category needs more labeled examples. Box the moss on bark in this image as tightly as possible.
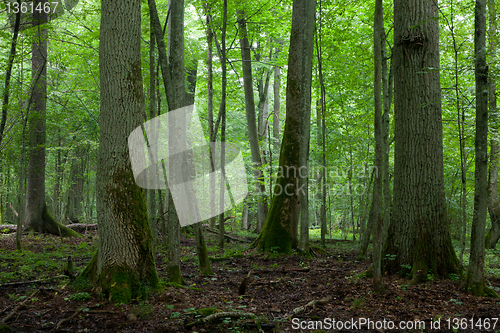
[25,205,81,237]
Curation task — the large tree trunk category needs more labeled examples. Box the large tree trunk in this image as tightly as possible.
[24,1,78,237]
[237,11,268,234]
[383,0,460,283]
[465,0,497,297]
[257,0,315,253]
[75,0,158,303]
[486,0,500,249]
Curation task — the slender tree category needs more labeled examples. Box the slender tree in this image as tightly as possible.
[383,0,460,282]
[486,0,500,249]
[238,10,268,233]
[465,0,497,296]
[371,0,384,292]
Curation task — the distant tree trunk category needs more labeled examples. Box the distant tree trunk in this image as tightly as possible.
[0,1,21,148]
[66,147,84,223]
[383,0,460,283]
[486,0,500,249]
[75,0,159,303]
[257,0,315,253]
[237,10,268,234]
[218,0,227,250]
[371,0,384,293]
[148,20,158,251]
[465,0,497,297]
[148,0,185,284]
[205,4,217,230]
[273,65,281,151]
[24,2,78,237]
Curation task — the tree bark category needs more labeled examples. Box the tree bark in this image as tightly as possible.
[465,0,497,297]
[257,0,315,253]
[75,0,159,303]
[383,0,460,283]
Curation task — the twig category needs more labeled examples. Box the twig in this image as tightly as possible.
[0,275,68,288]
[1,289,39,324]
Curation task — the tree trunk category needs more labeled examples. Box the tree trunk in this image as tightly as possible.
[486,0,500,249]
[371,0,384,293]
[383,0,460,283]
[237,11,268,234]
[218,0,227,250]
[257,0,315,253]
[273,65,281,151]
[465,0,497,297]
[75,0,159,303]
[24,2,78,237]
[0,1,21,148]
[148,0,185,284]
[298,0,315,254]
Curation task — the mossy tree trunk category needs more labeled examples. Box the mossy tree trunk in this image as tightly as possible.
[76,0,159,303]
[257,0,315,254]
[465,0,497,297]
[383,0,460,283]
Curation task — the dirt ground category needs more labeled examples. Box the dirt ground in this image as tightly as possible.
[1,231,500,333]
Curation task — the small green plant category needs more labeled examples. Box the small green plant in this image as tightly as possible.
[401,284,409,291]
[401,264,411,270]
[449,273,459,281]
[270,263,279,269]
[65,292,91,302]
[449,298,463,305]
[396,296,402,301]
[133,301,154,318]
[385,254,396,261]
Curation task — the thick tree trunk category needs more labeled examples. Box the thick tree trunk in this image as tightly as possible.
[257,0,315,253]
[75,0,158,303]
[465,0,497,297]
[487,0,500,249]
[237,11,268,234]
[383,0,460,283]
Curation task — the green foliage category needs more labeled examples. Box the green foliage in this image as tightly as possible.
[65,292,91,302]
[133,301,154,319]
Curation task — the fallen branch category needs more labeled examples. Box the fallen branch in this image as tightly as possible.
[1,289,39,324]
[56,307,83,329]
[205,228,251,242]
[285,296,332,319]
[0,275,68,288]
[66,223,97,233]
[187,311,256,327]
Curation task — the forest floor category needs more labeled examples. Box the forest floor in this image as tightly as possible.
[1,229,500,333]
